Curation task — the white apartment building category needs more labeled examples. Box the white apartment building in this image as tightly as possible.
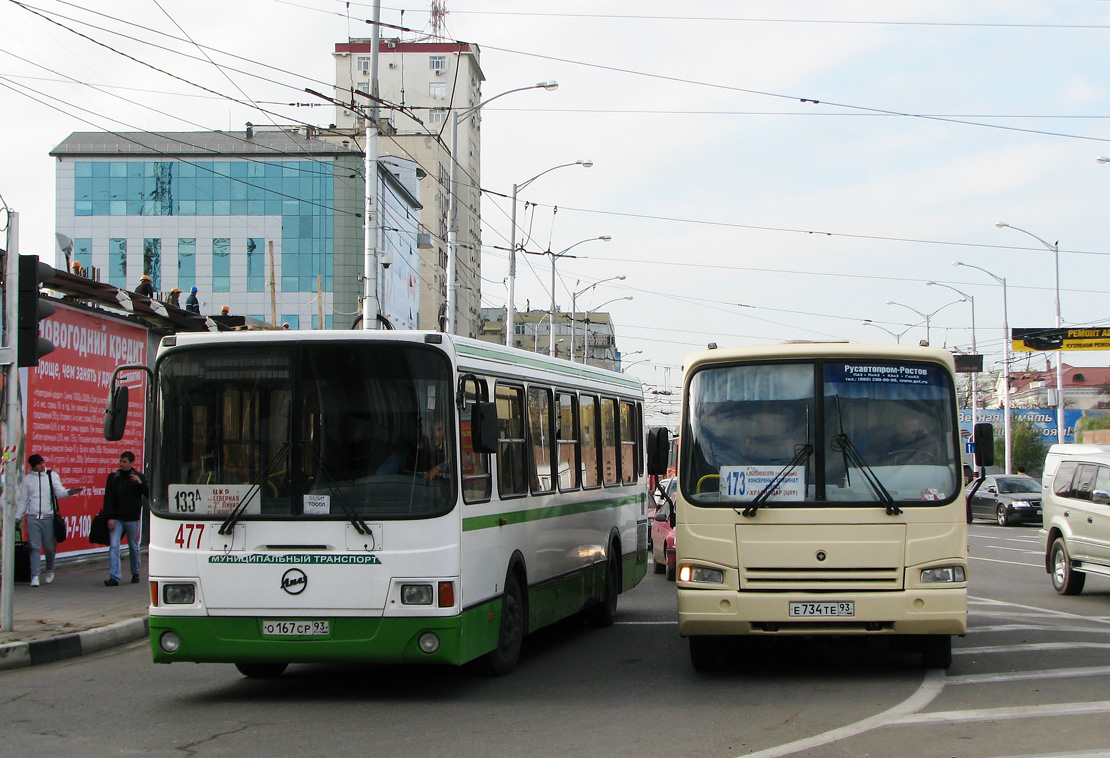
[334,39,485,337]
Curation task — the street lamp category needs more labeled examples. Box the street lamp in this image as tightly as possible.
[621,357,651,373]
[954,261,1011,474]
[885,298,966,346]
[861,320,915,343]
[527,236,611,357]
[996,222,1065,444]
[505,158,593,344]
[572,275,625,363]
[581,296,633,366]
[446,80,559,334]
[926,281,979,426]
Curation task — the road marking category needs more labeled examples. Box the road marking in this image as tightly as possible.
[732,670,946,758]
[959,642,1110,655]
[947,664,1110,685]
[969,624,1110,634]
[982,545,1042,554]
[969,555,1043,568]
[614,620,678,625]
[970,596,1110,627]
[884,699,1110,726]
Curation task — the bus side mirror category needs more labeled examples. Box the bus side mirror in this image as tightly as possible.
[973,422,994,469]
[470,401,498,455]
[104,384,129,441]
[646,427,670,476]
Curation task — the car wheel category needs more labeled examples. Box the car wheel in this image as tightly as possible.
[996,505,1009,526]
[920,635,952,669]
[653,554,666,574]
[689,636,720,672]
[665,561,676,582]
[1050,537,1086,595]
[235,662,287,678]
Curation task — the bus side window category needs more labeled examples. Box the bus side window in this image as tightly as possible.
[460,376,492,502]
[496,384,529,497]
[601,397,619,486]
[556,392,580,491]
[619,400,638,485]
[580,394,601,488]
[528,386,555,494]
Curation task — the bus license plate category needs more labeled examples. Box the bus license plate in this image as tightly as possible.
[789,602,854,617]
[261,620,330,636]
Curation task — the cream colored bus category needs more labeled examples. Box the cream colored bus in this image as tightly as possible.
[648,343,991,670]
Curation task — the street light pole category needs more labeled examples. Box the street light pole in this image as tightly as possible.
[927,281,978,426]
[536,236,610,357]
[996,222,1064,444]
[861,320,914,343]
[955,261,1011,474]
[583,296,632,367]
[505,159,592,345]
[572,274,625,363]
[885,298,966,346]
[446,81,559,335]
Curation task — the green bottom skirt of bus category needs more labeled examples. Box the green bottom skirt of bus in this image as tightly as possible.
[150,553,646,666]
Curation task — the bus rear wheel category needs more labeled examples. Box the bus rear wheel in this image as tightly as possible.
[587,545,620,627]
[235,662,288,678]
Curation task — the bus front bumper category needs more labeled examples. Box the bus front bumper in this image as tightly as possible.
[677,587,967,637]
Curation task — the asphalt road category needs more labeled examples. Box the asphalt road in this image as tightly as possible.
[3,523,1109,758]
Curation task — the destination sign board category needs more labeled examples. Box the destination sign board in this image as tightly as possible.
[1012,328,1110,352]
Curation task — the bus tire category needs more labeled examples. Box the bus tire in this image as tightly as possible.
[587,542,620,627]
[920,635,952,669]
[481,571,525,676]
[1050,537,1085,595]
[235,662,287,678]
[689,636,720,672]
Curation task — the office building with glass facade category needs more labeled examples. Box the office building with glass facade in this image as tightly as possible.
[51,127,422,329]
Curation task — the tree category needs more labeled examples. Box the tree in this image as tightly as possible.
[994,416,1049,476]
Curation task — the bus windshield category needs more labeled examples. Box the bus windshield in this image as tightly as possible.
[155,342,455,520]
[683,360,959,505]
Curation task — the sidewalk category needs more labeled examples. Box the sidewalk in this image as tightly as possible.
[0,553,149,671]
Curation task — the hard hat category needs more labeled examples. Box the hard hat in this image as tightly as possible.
[171,287,180,292]
[140,274,150,280]
[190,286,198,292]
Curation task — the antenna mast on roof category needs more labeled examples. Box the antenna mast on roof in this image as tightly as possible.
[429,0,448,39]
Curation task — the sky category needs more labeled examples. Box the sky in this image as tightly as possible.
[1,0,1109,424]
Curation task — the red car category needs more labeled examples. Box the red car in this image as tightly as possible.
[652,480,677,581]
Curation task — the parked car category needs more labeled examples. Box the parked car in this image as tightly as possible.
[968,474,1043,525]
[1042,450,1110,595]
[652,496,676,581]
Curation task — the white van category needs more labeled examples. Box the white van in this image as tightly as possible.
[1041,445,1110,594]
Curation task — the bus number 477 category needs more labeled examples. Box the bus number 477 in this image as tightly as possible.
[175,523,205,550]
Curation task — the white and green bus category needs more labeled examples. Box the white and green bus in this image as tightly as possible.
[106,330,648,677]
[647,343,993,671]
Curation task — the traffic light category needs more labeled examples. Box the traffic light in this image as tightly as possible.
[17,254,56,367]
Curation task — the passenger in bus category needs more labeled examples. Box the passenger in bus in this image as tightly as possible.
[875,409,946,465]
[415,418,450,480]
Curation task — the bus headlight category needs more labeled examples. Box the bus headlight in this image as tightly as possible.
[163,584,196,604]
[679,565,724,584]
[920,566,966,583]
[401,584,434,605]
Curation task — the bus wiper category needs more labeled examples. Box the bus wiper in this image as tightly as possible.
[218,442,291,535]
[343,506,372,536]
[741,443,813,518]
[829,434,901,515]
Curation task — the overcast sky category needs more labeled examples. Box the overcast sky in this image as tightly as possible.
[2,0,1108,422]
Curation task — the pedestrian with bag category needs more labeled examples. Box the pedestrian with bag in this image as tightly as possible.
[14,454,83,587]
[103,451,149,586]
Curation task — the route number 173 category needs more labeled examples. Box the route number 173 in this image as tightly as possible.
[174,523,205,550]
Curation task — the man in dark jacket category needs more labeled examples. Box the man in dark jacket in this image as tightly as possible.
[103,451,149,586]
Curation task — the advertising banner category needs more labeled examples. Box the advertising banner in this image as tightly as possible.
[23,304,148,556]
[1012,327,1110,352]
[958,408,1110,453]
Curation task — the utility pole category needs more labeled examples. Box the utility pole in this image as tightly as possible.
[2,211,20,632]
[361,0,382,329]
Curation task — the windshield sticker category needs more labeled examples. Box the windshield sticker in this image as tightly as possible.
[830,364,939,386]
[720,466,805,502]
[303,494,330,515]
[168,484,259,516]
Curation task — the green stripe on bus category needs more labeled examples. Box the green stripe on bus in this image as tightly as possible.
[462,494,643,532]
[455,342,643,391]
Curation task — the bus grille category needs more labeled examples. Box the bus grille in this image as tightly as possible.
[741,566,903,591]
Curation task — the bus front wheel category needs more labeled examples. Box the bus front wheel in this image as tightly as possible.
[235,662,288,678]
[920,635,952,669]
[481,572,525,676]
[689,636,720,672]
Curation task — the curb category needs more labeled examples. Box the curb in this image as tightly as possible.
[0,616,149,671]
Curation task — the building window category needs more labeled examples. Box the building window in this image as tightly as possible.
[355,81,369,95]
[357,56,371,73]
[212,238,230,292]
[429,55,446,72]
[109,238,126,289]
[247,238,264,292]
[429,82,447,99]
[178,238,195,289]
[143,238,161,290]
[429,109,447,125]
